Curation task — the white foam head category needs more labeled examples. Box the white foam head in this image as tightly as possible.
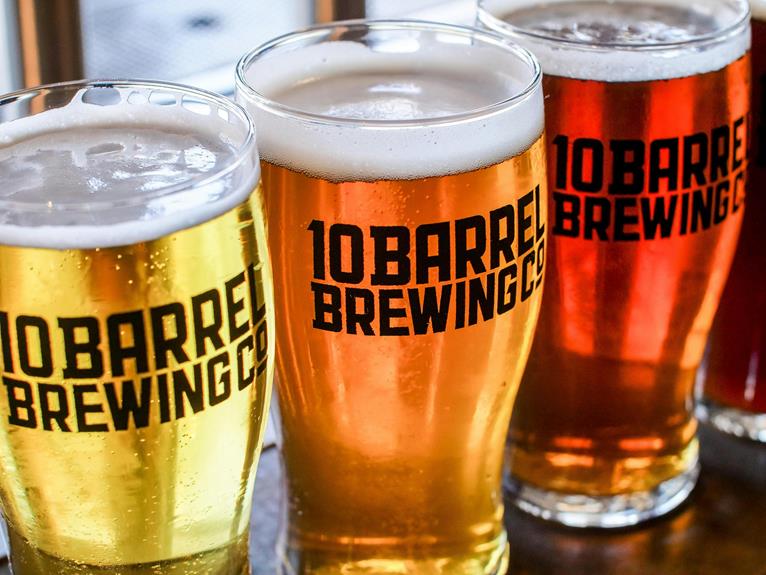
[753,0,766,20]
[0,82,258,249]
[236,21,544,182]
[479,0,751,81]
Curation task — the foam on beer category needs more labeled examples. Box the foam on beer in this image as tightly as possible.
[752,0,766,20]
[480,0,751,81]
[0,89,257,249]
[240,39,544,182]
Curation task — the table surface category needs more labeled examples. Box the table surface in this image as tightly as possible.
[1,423,764,574]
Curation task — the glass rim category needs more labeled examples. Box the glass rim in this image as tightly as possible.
[0,78,257,213]
[235,19,543,129]
[477,0,751,52]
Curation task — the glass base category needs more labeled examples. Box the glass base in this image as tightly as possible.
[4,528,250,575]
[698,400,766,443]
[506,464,700,529]
[278,532,509,575]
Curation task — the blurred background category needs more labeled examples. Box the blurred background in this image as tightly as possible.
[0,0,474,96]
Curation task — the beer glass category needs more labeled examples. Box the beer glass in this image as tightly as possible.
[237,21,547,574]
[0,81,274,574]
[700,0,766,443]
[479,0,751,527]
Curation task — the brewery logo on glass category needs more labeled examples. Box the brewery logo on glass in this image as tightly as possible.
[550,84,749,242]
[0,82,274,574]
[479,0,751,529]
[0,261,269,433]
[308,184,545,336]
[238,21,547,575]
[0,90,272,437]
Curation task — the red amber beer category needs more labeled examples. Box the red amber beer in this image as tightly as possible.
[701,0,766,442]
[237,21,547,575]
[0,81,273,574]
[480,0,751,526]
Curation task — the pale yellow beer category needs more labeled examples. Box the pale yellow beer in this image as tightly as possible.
[0,82,274,574]
[237,22,546,575]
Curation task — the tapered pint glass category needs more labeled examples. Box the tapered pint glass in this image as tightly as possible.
[0,81,274,574]
[237,21,547,575]
[700,0,766,443]
[480,0,751,527]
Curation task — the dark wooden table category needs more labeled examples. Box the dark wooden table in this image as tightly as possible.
[1,423,763,574]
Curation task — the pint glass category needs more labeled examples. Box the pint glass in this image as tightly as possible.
[700,0,766,443]
[237,21,547,574]
[480,0,751,526]
[0,81,274,574]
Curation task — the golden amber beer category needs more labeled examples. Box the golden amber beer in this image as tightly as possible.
[701,0,766,442]
[0,82,274,574]
[237,21,546,574]
[480,0,751,526]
